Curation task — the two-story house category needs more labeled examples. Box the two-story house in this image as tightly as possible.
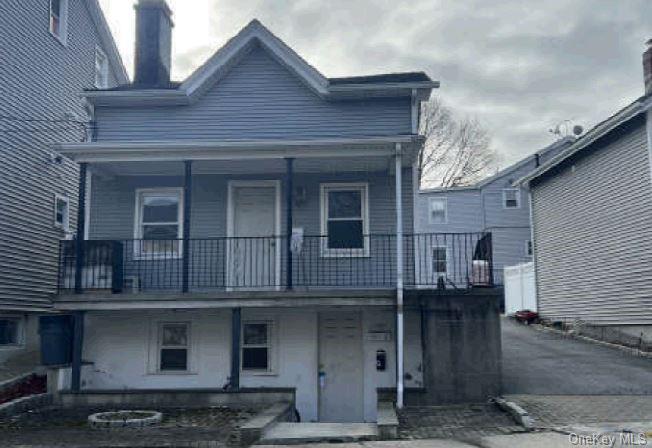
[414,138,572,286]
[0,0,126,370]
[51,1,502,424]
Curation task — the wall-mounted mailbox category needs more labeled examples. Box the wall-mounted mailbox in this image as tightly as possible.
[376,349,387,371]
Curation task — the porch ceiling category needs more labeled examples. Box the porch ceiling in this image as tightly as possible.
[89,155,402,176]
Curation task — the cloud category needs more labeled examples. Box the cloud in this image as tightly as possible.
[100,0,652,165]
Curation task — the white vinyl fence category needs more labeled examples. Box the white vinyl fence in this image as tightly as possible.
[503,262,537,315]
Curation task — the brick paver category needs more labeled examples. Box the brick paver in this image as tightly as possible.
[506,395,652,428]
[398,404,526,441]
[0,405,256,447]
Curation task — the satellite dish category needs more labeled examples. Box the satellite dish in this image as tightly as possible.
[572,125,583,136]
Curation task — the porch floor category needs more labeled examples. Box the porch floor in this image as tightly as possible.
[261,422,379,444]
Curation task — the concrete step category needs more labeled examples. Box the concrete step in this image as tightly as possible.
[259,422,379,445]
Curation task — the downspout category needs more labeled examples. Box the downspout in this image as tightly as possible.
[395,143,404,409]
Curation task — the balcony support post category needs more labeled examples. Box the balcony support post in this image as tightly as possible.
[285,158,294,289]
[71,311,85,392]
[182,160,192,293]
[395,144,405,409]
[230,307,241,390]
[74,162,88,294]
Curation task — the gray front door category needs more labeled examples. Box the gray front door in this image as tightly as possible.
[318,311,364,422]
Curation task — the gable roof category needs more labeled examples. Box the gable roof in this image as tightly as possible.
[83,19,437,106]
[419,137,575,194]
[84,0,129,84]
[517,94,652,186]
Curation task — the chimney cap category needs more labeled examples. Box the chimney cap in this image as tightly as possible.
[134,0,173,23]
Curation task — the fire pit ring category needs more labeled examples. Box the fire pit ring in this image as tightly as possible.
[88,410,163,428]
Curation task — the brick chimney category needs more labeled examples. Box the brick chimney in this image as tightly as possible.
[133,0,173,87]
[644,39,652,95]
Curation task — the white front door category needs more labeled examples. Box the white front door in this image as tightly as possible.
[318,312,364,422]
[228,183,279,289]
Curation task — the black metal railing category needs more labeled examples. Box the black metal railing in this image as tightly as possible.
[58,233,494,293]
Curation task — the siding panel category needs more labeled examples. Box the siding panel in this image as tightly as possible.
[531,118,652,324]
[95,45,412,141]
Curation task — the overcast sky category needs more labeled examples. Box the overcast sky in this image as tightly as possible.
[99,0,652,166]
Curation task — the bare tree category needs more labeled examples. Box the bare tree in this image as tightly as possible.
[418,98,498,188]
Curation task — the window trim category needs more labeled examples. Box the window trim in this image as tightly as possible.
[0,316,24,348]
[49,0,69,45]
[428,197,448,224]
[156,321,191,374]
[94,46,109,89]
[430,245,448,278]
[240,320,277,376]
[133,188,184,260]
[54,193,70,232]
[502,188,521,209]
[319,183,370,258]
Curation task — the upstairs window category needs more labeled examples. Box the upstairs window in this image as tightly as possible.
[320,183,369,256]
[158,322,190,372]
[428,198,447,224]
[94,47,109,88]
[502,189,521,209]
[135,189,183,258]
[49,0,68,44]
[54,194,70,232]
[241,321,274,373]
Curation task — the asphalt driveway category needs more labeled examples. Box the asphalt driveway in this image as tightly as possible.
[501,317,652,395]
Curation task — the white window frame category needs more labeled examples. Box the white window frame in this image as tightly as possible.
[94,46,109,89]
[428,197,448,224]
[502,188,521,209]
[526,240,533,257]
[431,245,448,279]
[133,188,184,259]
[319,183,370,258]
[0,316,24,347]
[157,321,191,373]
[54,193,70,232]
[49,0,69,45]
[241,320,277,375]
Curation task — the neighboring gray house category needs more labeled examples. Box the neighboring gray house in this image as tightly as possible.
[415,137,572,286]
[518,41,652,340]
[0,0,127,362]
[49,1,503,428]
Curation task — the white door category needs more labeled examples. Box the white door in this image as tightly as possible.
[318,312,364,422]
[229,185,278,289]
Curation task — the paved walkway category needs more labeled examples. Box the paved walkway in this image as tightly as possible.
[502,318,652,394]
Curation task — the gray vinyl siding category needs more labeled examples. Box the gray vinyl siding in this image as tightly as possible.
[94,45,412,142]
[85,169,413,289]
[531,117,652,324]
[90,169,413,239]
[0,0,120,311]
[415,190,483,234]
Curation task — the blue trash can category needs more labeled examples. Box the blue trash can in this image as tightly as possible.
[39,315,73,366]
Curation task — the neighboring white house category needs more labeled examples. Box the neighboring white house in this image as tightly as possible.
[414,137,573,287]
[518,41,652,342]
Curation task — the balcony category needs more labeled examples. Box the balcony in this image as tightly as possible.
[57,233,494,295]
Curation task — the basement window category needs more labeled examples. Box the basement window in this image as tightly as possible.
[158,322,190,372]
[241,321,274,374]
[0,317,22,346]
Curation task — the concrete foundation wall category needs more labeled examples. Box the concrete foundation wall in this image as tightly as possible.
[412,292,502,404]
[78,306,421,423]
